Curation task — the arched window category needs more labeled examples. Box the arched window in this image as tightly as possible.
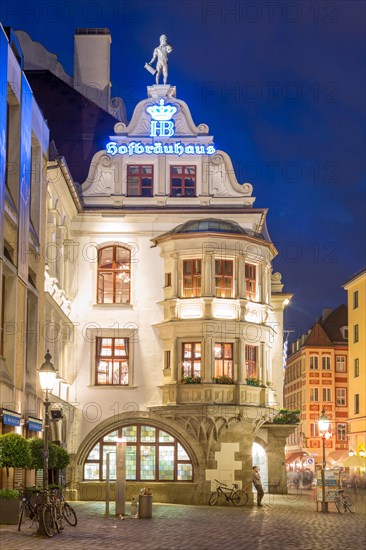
[84,424,193,482]
[97,245,131,304]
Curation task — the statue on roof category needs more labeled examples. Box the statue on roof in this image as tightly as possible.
[145,35,173,85]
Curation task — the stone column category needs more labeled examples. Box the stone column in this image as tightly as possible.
[265,425,296,494]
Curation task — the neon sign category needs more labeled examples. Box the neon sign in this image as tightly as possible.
[106,141,216,156]
[105,98,216,156]
[147,98,177,137]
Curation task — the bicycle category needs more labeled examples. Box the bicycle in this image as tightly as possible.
[209,479,248,506]
[18,485,40,532]
[54,483,77,526]
[328,489,355,514]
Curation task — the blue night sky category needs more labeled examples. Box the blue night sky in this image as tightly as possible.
[1,0,365,338]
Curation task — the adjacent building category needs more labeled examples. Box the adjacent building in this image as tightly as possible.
[284,305,349,475]
[0,26,49,487]
[343,268,366,458]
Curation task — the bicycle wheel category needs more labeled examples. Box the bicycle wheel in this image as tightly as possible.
[335,497,345,514]
[232,490,248,507]
[63,502,77,526]
[344,498,355,514]
[40,505,55,537]
[53,504,63,533]
[18,503,25,531]
[209,491,219,506]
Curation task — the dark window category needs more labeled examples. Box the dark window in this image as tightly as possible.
[182,343,201,378]
[215,259,233,298]
[355,394,359,414]
[95,337,129,385]
[336,423,347,441]
[354,324,359,343]
[183,259,202,297]
[354,358,359,377]
[170,165,196,197]
[353,290,358,309]
[127,165,153,196]
[97,245,130,304]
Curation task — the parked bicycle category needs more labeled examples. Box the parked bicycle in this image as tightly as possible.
[209,479,248,506]
[18,484,40,532]
[54,482,77,526]
[18,483,64,537]
[328,488,355,514]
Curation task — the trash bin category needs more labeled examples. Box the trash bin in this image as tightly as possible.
[138,494,153,518]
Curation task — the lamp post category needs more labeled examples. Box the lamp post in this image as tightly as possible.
[38,350,57,491]
[318,408,330,513]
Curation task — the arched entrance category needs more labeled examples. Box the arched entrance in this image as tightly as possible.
[252,442,268,490]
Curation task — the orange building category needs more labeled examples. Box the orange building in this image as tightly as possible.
[284,305,349,476]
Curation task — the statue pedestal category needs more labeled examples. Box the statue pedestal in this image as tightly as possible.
[147,85,176,99]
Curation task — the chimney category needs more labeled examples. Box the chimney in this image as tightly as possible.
[322,308,332,322]
[74,28,111,112]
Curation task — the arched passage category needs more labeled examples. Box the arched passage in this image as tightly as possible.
[252,442,268,490]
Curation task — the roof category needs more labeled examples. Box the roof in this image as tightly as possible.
[25,70,118,184]
[304,304,348,346]
[343,267,366,288]
[156,218,268,240]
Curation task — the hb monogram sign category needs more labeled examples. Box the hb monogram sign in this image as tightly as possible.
[146,98,177,137]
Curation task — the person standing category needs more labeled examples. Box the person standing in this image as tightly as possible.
[252,466,264,506]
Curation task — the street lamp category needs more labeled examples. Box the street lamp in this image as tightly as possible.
[38,350,57,491]
[318,408,330,513]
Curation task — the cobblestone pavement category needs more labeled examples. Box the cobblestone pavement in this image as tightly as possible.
[1,491,365,550]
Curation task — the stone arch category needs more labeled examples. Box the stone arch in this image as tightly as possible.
[252,439,268,490]
[76,410,204,473]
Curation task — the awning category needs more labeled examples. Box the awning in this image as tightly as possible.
[2,408,21,427]
[328,450,350,464]
[286,451,309,464]
[342,455,366,468]
[27,417,43,432]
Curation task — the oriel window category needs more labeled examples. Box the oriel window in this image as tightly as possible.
[182,343,201,378]
[183,259,202,297]
[214,343,233,378]
[215,259,234,298]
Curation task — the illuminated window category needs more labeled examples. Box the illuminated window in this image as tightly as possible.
[214,343,233,378]
[322,388,331,402]
[245,345,257,378]
[310,388,319,402]
[127,165,153,197]
[336,423,347,441]
[335,356,346,372]
[309,356,318,370]
[215,259,233,298]
[322,356,331,370]
[310,423,319,437]
[84,425,193,481]
[245,264,256,300]
[170,165,196,197]
[95,337,129,385]
[336,388,346,406]
[182,260,202,297]
[182,343,201,378]
[97,245,131,304]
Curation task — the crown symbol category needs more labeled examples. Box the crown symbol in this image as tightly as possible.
[146,98,177,121]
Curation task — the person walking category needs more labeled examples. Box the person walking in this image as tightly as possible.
[252,466,264,506]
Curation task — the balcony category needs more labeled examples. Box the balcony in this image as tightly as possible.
[161,383,276,407]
